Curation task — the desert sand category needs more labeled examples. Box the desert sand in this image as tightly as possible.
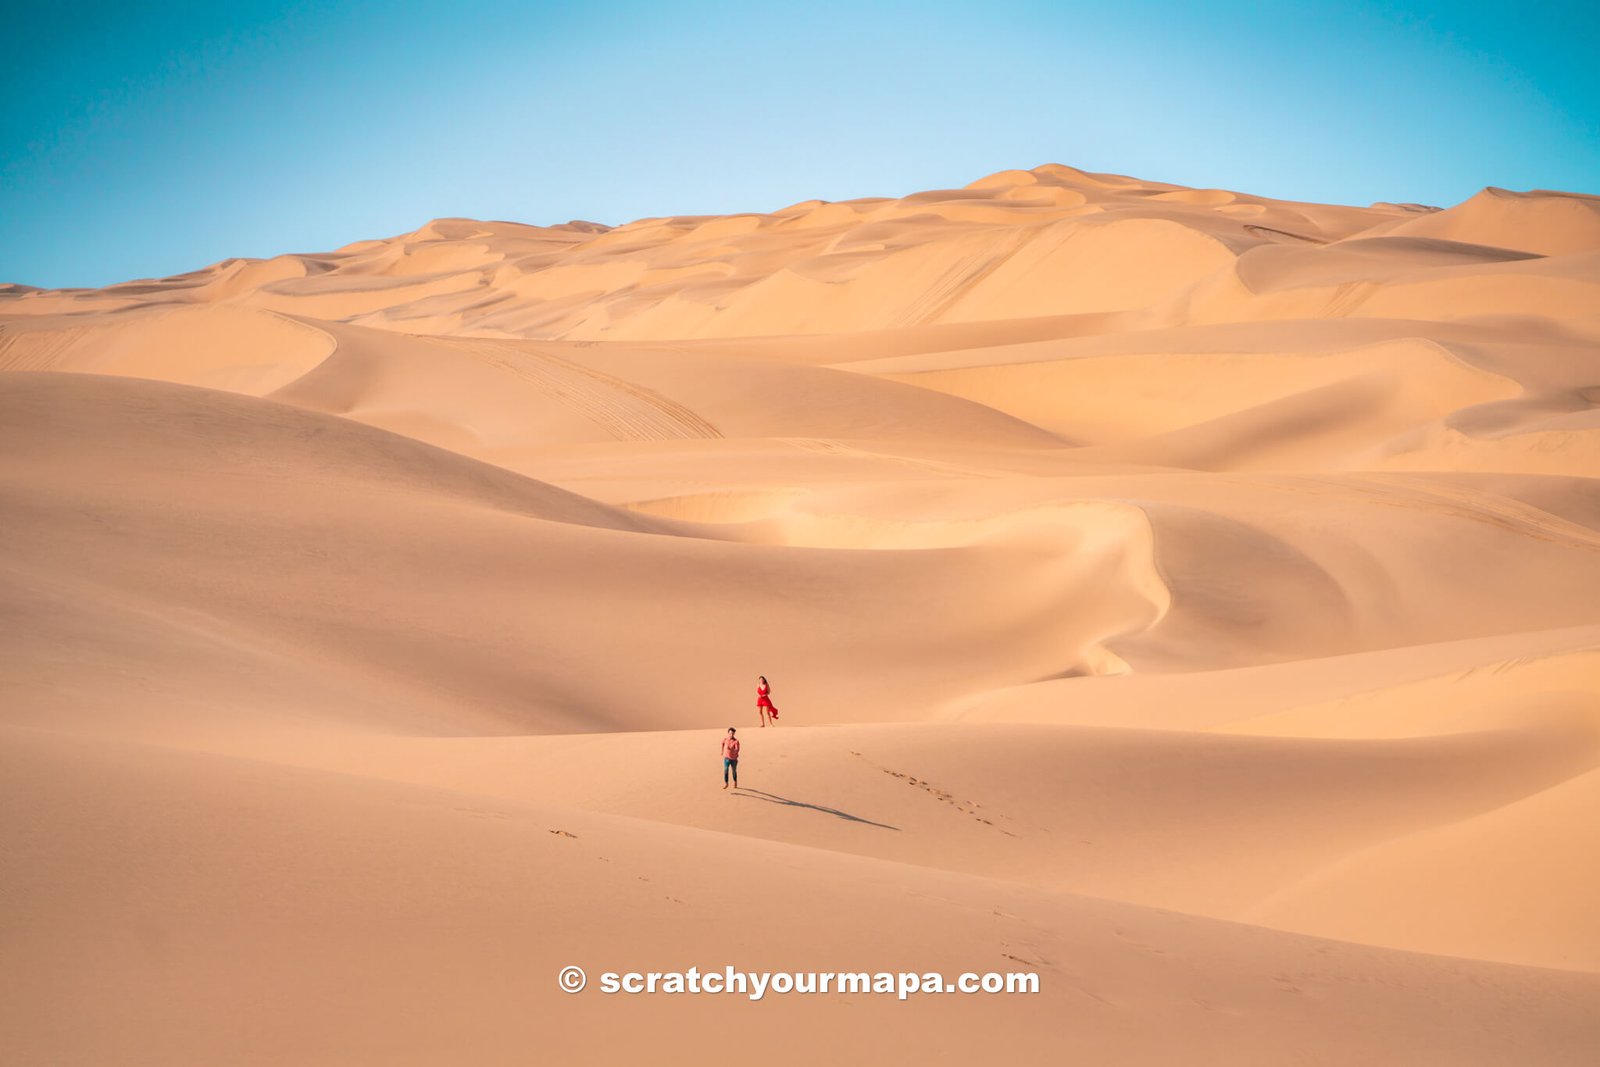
[3,164,1599,1064]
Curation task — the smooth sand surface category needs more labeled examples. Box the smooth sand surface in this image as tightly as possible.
[4,164,1599,1064]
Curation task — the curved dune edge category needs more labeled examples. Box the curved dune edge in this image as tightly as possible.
[0,303,338,396]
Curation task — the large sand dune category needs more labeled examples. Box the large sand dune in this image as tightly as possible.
[4,163,1599,1063]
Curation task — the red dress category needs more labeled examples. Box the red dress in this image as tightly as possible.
[757,682,779,719]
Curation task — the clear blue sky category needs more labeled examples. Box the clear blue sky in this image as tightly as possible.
[4,0,1596,288]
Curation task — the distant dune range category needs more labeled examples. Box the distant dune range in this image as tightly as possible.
[4,165,1600,1064]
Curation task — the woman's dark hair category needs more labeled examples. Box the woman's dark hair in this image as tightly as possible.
[758,675,767,684]
[728,727,736,733]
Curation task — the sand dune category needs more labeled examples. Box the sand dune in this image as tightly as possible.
[10,725,1599,1067]
[4,163,1600,1063]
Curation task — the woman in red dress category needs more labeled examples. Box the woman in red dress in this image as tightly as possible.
[756,675,779,727]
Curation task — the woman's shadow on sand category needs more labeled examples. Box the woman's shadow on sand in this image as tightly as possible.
[733,788,899,830]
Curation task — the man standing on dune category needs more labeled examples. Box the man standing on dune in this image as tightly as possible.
[721,727,740,790]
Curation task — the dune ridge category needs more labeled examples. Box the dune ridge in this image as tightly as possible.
[4,163,1599,1064]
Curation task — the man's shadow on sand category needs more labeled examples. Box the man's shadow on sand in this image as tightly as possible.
[732,788,899,830]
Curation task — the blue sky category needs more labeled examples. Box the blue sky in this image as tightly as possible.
[3,0,1596,288]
